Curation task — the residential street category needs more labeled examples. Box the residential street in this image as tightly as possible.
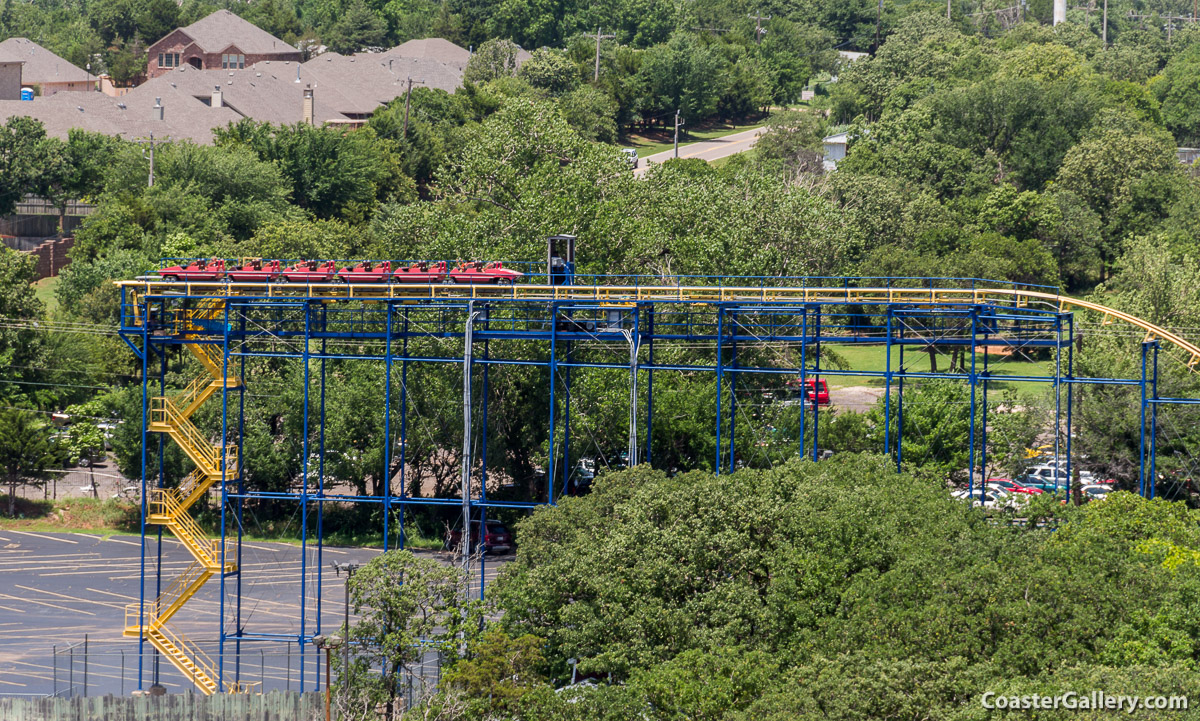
[634,126,765,176]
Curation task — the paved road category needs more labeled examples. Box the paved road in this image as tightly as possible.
[634,126,765,176]
[0,530,510,696]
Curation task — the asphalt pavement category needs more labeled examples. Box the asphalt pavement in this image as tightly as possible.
[0,530,510,696]
[634,126,766,177]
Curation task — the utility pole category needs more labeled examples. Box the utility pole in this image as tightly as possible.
[593,27,615,81]
[1103,0,1109,45]
[141,133,155,188]
[401,77,425,137]
[460,304,478,580]
[748,11,770,43]
[673,109,683,159]
[947,0,952,20]
[332,562,361,693]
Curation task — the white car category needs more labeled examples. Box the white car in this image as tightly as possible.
[952,489,1014,509]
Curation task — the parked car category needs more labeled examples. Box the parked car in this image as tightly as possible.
[621,148,639,169]
[951,489,1011,509]
[1079,484,1112,500]
[783,377,830,407]
[446,519,513,555]
[986,478,1043,495]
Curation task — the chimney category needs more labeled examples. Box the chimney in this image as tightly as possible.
[153,97,163,121]
[1053,0,1066,24]
[302,85,314,125]
[212,85,223,108]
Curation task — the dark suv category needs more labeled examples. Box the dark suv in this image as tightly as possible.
[446,520,513,555]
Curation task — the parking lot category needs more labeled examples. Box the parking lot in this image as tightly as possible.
[0,530,510,696]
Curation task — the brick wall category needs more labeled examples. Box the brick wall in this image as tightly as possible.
[0,61,22,100]
[24,236,74,279]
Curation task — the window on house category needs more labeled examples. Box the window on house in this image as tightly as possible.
[222,53,246,69]
[159,52,179,68]
[237,54,245,69]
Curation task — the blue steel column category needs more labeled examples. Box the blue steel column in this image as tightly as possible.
[383,305,393,550]
[715,306,724,474]
[1064,314,1073,489]
[1139,342,1149,497]
[548,303,558,504]
[218,301,231,689]
[811,309,821,461]
[969,308,978,503]
[799,307,807,456]
[980,315,990,486]
[235,311,246,683]
[299,302,311,690]
[136,306,149,690]
[316,325,327,642]
[399,308,410,547]
[727,311,737,474]
[884,307,892,458]
[1053,313,1063,495]
[1150,342,1159,499]
[645,305,653,466]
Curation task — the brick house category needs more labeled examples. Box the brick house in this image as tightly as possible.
[145,10,302,80]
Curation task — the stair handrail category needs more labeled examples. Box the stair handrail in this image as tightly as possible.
[153,621,220,692]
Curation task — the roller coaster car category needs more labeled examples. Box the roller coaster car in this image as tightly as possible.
[448,261,524,284]
[159,258,227,282]
[393,261,449,283]
[282,260,339,283]
[226,259,282,283]
[339,260,392,283]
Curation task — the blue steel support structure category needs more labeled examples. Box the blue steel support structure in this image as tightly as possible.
[117,280,1187,694]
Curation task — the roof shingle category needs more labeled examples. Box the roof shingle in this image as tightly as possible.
[0,38,91,84]
[172,10,296,55]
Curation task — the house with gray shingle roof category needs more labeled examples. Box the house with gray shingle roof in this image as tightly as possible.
[0,38,94,95]
[146,10,302,80]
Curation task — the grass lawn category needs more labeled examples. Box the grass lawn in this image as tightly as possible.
[0,495,139,535]
[621,118,767,158]
[33,275,58,314]
[822,343,1055,397]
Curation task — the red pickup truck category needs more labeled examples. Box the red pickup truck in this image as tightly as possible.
[785,377,830,407]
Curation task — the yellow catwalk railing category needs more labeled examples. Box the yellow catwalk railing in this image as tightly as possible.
[119,280,1200,367]
[124,297,241,694]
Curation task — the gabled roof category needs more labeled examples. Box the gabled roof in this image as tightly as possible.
[0,38,90,83]
[0,89,240,143]
[303,51,464,99]
[129,63,355,126]
[383,38,470,68]
[169,10,296,55]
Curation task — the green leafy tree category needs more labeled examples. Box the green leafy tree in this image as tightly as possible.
[463,38,521,85]
[0,409,60,516]
[340,550,474,717]
[558,85,619,143]
[326,0,387,54]
[518,47,579,96]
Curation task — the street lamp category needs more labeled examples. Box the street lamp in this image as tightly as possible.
[313,634,343,721]
[333,561,363,693]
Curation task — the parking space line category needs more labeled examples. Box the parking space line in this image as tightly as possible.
[6,531,79,544]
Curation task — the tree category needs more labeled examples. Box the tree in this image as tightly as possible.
[340,550,474,718]
[636,33,722,122]
[464,38,521,84]
[0,409,59,516]
[326,0,387,54]
[558,85,619,143]
[0,116,45,217]
[517,47,579,95]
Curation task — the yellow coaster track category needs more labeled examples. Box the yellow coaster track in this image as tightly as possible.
[123,298,240,695]
[119,281,1200,367]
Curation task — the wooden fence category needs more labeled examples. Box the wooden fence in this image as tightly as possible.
[0,691,325,721]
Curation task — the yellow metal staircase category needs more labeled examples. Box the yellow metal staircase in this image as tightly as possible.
[124,300,241,694]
